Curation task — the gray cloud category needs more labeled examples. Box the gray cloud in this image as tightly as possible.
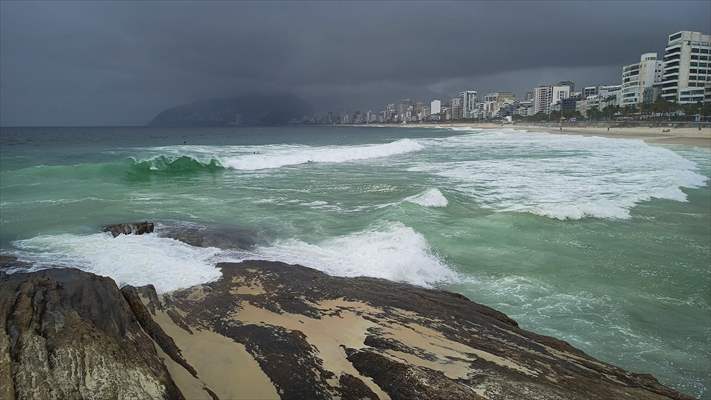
[1,0,709,125]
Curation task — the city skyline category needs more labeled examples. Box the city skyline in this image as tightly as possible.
[316,29,710,125]
[2,1,710,126]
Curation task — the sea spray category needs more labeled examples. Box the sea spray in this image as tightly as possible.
[13,233,224,293]
[403,188,449,207]
[249,222,458,287]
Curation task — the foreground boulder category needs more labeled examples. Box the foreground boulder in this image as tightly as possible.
[0,257,695,400]
[103,221,155,237]
[0,267,182,400]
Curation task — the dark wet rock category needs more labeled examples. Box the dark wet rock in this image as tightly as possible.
[0,254,694,400]
[152,260,693,400]
[346,348,484,400]
[121,285,198,378]
[0,255,31,271]
[156,222,263,250]
[0,268,183,400]
[103,221,155,237]
[338,373,380,400]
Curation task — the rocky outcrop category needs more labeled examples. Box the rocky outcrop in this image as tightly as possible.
[0,267,183,400]
[103,221,155,237]
[136,260,693,400]
[0,249,695,400]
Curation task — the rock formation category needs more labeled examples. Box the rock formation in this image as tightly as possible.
[0,225,697,400]
[103,221,155,237]
[0,266,182,400]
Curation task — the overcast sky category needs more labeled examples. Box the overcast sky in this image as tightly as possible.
[1,1,709,126]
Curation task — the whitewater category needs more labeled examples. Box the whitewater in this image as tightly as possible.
[1,125,709,398]
[129,128,706,219]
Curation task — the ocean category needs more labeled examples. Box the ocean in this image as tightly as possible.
[1,125,709,398]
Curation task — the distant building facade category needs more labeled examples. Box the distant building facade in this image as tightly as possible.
[621,52,663,106]
[450,97,463,120]
[460,90,478,119]
[660,30,711,104]
[533,84,570,114]
[430,99,441,115]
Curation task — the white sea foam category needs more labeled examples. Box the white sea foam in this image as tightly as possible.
[12,233,224,293]
[403,188,449,208]
[144,138,423,171]
[249,222,458,287]
[410,130,708,219]
[10,223,457,291]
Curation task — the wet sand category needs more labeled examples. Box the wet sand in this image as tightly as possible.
[356,123,711,148]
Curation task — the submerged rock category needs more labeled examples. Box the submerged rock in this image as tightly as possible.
[103,221,155,237]
[0,257,695,400]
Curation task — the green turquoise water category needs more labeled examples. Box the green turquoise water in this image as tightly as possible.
[1,126,709,397]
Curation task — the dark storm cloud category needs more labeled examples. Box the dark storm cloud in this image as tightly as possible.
[1,1,709,125]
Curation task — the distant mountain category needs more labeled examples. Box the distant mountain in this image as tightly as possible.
[148,94,312,127]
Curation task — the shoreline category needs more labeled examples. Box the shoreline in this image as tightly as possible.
[348,122,711,149]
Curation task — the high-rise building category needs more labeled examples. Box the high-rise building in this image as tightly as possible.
[398,99,412,121]
[533,85,553,115]
[516,100,534,116]
[621,52,663,106]
[533,84,571,114]
[385,104,397,122]
[557,81,575,93]
[583,86,598,98]
[460,90,478,119]
[661,31,711,104]
[598,85,622,104]
[450,97,463,120]
[430,99,441,115]
[551,85,571,107]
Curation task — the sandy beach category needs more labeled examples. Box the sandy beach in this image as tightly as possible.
[358,122,711,148]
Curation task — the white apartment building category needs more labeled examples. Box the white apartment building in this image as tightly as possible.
[551,85,571,106]
[621,52,663,106]
[598,84,622,100]
[450,97,463,120]
[480,92,515,118]
[661,31,711,104]
[583,86,598,98]
[516,101,534,117]
[533,85,552,114]
[533,84,570,114]
[430,99,441,115]
[460,90,478,119]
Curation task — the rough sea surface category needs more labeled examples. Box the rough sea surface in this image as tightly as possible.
[1,125,709,398]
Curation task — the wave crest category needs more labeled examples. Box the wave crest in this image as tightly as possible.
[12,233,223,293]
[404,188,449,208]
[143,138,424,171]
[129,155,224,174]
[249,222,458,287]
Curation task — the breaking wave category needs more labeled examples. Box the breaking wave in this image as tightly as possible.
[410,130,708,220]
[143,138,424,171]
[403,188,449,208]
[128,155,224,174]
[12,233,224,293]
[249,222,458,287]
[10,222,459,291]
